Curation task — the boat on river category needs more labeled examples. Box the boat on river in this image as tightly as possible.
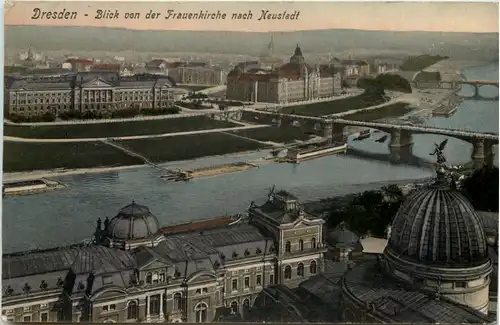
[354,129,371,141]
[375,135,388,143]
[160,171,193,182]
[286,140,347,163]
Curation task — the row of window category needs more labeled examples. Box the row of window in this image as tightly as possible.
[3,303,49,314]
[284,238,317,253]
[231,274,264,291]
[284,261,317,279]
[4,313,49,323]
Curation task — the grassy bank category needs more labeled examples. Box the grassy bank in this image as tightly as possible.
[4,141,144,172]
[400,55,448,71]
[280,93,386,117]
[179,85,212,92]
[5,116,239,139]
[118,133,268,163]
[232,126,313,143]
[342,103,412,121]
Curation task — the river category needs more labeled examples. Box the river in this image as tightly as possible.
[3,63,498,253]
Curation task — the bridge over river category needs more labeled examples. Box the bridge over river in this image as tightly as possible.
[236,109,499,169]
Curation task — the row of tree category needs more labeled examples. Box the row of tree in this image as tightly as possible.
[7,106,181,123]
[357,74,413,94]
[326,166,499,237]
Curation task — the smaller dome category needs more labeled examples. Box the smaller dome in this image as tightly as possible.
[106,201,160,241]
[327,222,359,248]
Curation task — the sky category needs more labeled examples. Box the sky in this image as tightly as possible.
[4,1,499,33]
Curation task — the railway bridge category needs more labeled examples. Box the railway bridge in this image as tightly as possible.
[237,109,499,169]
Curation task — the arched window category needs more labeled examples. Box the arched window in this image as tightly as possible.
[298,239,304,251]
[195,303,208,323]
[285,241,291,253]
[284,265,292,279]
[146,272,152,284]
[173,292,182,311]
[243,299,250,310]
[297,263,304,276]
[230,301,238,314]
[310,261,317,274]
[311,238,317,249]
[127,301,138,320]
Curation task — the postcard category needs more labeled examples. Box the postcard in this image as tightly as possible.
[2,1,499,323]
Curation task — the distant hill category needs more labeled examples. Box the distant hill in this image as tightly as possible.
[5,25,499,59]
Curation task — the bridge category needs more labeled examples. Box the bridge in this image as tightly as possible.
[327,119,498,169]
[439,79,499,99]
[235,109,498,169]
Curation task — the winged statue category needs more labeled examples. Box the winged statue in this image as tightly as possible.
[430,139,448,166]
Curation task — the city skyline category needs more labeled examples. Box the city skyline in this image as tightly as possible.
[5,1,499,33]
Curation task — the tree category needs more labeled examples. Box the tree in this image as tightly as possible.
[461,166,499,212]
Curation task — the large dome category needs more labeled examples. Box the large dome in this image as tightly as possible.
[386,183,489,267]
[106,202,160,241]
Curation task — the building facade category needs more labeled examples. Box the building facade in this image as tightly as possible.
[145,60,225,86]
[2,189,325,323]
[4,72,176,118]
[226,45,342,104]
[248,166,498,323]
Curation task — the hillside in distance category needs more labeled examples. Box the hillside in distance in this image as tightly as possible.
[5,25,499,59]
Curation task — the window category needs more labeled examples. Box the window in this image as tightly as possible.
[230,301,238,314]
[159,273,166,282]
[256,275,262,286]
[311,238,317,249]
[23,306,31,312]
[232,271,238,276]
[103,306,109,312]
[127,301,138,320]
[202,288,208,293]
[297,263,305,276]
[244,277,250,289]
[40,303,48,309]
[152,272,159,284]
[243,299,250,310]
[40,312,49,322]
[285,241,291,253]
[23,316,31,322]
[284,266,292,279]
[196,289,202,295]
[173,293,182,311]
[299,239,304,251]
[310,261,317,274]
[232,279,238,291]
[257,266,262,271]
[455,281,467,288]
[146,272,152,284]
[149,294,161,316]
[195,303,208,323]
[270,274,274,285]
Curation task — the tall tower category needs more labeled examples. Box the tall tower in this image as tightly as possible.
[27,45,35,61]
[267,35,275,56]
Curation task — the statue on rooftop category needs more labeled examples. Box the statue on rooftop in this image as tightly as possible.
[430,139,448,168]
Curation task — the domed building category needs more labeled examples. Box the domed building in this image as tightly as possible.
[325,222,363,262]
[248,157,497,324]
[96,201,165,249]
[226,44,342,103]
[338,165,495,322]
